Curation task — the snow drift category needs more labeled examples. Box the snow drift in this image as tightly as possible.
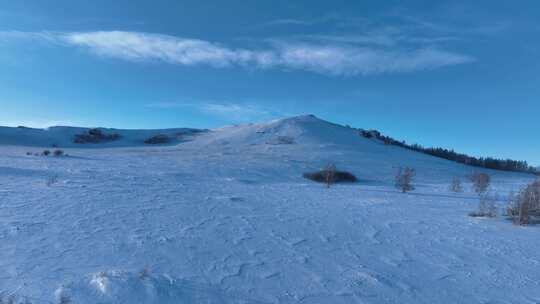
[56,271,261,304]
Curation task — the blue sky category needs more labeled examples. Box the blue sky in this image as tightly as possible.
[0,0,539,165]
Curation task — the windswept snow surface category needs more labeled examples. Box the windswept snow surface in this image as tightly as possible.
[0,115,538,303]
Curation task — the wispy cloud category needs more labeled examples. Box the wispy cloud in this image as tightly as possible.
[0,30,473,76]
[274,43,472,75]
[0,30,57,43]
[263,19,313,26]
[399,15,510,36]
[63,31,277,68]
[146,101,279,122]
[292,32,462,47]
[201,103,271,120]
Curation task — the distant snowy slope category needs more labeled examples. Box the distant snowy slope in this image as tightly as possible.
[1,115,533,183]
[0,125,205,148]
[189,115,533,185]
[200,115,361,146]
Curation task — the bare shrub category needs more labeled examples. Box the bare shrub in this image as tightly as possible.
[507,191,528,225]
[469,193,498,217]
[469,172,490,194]
[303,164,357,187]
[42,150,51,156]
[450,177,463,193]
[275,136,295,145]
[74,128,121,144]
[144,134,171,144]
[53,149,64,156]
[507,180,540,225]
[266,136,295,145]
[395,167,415,193]
[360,130,380,139]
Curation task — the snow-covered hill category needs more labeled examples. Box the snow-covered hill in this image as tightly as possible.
[0,125,205,148]
[0,115,538,303]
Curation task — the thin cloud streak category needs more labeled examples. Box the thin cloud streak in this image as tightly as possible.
[274,43,472,75]
[0,30,57,43]
[0,30,474,76]
[146,101,279,122]
[64,31,275,68]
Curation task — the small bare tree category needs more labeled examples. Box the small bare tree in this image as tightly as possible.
[469,173,490,194]
[518,199,531,226]
[450,177,463,193]
[395,167,415,193]
[324,164,336,188]
[507,180,540,225]
[470,193,498,217]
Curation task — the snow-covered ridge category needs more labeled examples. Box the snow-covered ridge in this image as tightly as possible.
[0,125,206,148]
[1,115,535,176]
[1,115,535,178]
[197,114,375,147]
[0,115,365,148]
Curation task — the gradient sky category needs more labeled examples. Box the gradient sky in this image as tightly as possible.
[0,1,539,165]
